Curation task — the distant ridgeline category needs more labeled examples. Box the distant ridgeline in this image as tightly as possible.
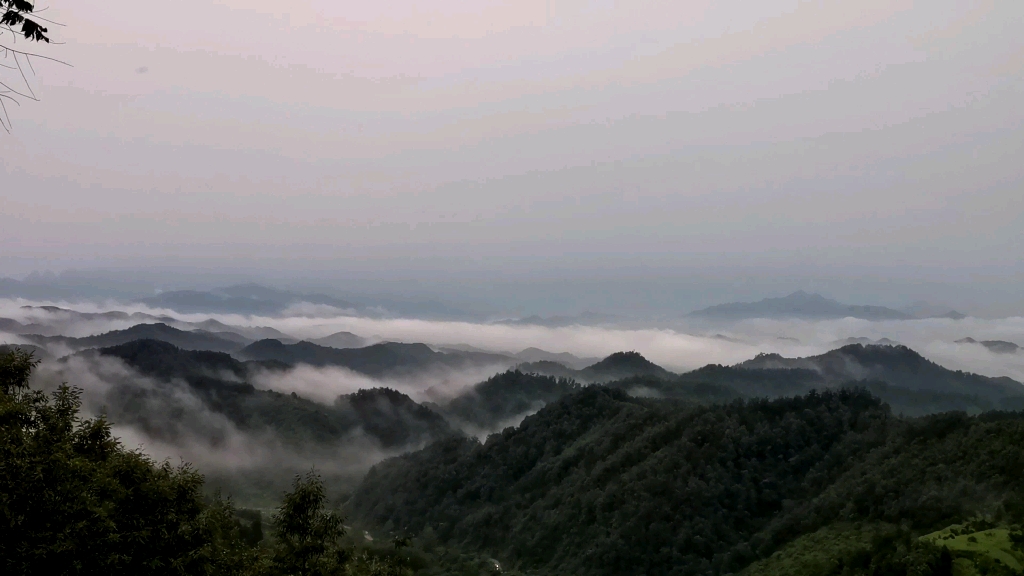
[18,331,1024,452]
[512,344,1024,415]
[687,290,966,321]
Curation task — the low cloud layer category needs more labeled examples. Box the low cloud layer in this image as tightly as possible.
[5,296,1023,505]
[26,354,401,491]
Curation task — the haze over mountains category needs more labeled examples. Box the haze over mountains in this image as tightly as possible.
[689,291,966,321]
[0,275,995,323]
[5,293,1024,574]
[3,295,1023,497]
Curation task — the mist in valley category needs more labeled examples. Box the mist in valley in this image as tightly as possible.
[4,293,1023,507]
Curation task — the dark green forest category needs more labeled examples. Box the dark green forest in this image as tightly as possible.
[351,386,1024,575]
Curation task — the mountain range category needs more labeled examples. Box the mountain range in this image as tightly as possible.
[86,339,455,449]
[688,291,965,321]
[23,323,246,354]
[237,339,514,377]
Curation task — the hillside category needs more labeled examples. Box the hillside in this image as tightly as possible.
[738,344,1024,403]
[689,291,913,320]
[349,387,1024,576]
[439,370,583,431]
[90,339,455,448]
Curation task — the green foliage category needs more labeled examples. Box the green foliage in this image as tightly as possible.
[442,370,581,428]
[350,385,1024,576]
[269,471,349,576]
[0,345,37,393]
[351,387,893,575]
[0,348,251,575]
[920,524,1024,572]
[0,348,426,576]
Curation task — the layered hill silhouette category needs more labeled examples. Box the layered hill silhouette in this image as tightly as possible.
[737,344,1024,403]
[513,347,599,370]
[237,339,513,377]
[689,291,913,320]
[517,350,674,384]
[502,345,1024,416]
[309,331,367,349]
[956,337,1020,354]
[22,323,245,354]
[87,339,454,448]
[1,306,174,337]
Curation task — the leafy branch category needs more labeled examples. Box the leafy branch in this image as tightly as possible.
[0,0,66,132]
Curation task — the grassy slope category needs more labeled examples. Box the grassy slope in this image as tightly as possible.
[921,526,1023,571]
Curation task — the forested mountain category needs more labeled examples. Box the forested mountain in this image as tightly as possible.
[238,339,514,377]
[508,345,1021,416]
[349,386,1024,576]
[689,291,913,320]
[581,350,673,382]
[23,322,245,354]
[88,339,455,448]
[517,350,674,383]
[738,344,1024,403]
[439,370,583,430]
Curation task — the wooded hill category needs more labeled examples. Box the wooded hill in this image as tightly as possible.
[349,386,1024,576]
[88,339,455,448]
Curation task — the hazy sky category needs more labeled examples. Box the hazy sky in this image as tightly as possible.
[2,0,1023,313]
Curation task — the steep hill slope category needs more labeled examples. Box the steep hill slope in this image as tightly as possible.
[89,339,454,448]
[349,387,1024,576]
[439,370,583,430]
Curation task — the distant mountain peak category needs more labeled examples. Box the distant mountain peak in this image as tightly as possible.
[582,351,671,382]
[689,291,913,321]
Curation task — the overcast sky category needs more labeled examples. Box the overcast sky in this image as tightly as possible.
[2,0,1023,314]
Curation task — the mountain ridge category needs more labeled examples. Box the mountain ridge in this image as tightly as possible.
[689,291,914,320]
